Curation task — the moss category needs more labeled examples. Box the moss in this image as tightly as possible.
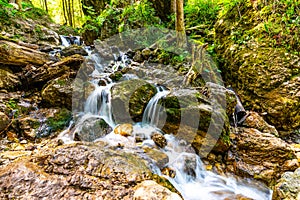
[46,108,72,132]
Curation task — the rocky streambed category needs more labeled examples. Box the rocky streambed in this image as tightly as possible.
[0,18,299,200]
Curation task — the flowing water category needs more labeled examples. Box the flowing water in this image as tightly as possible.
[59,45,273,200]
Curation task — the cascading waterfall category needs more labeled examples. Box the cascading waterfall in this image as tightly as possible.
[59,35,71,47]
[59,44,272,199]
[162,135,272,200]
[142,86,170,127]
[84,80,115,128]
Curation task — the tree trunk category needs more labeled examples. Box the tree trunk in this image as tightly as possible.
[171,0,176,13]
[44,0,48,12]
[176,0,186,48]
[0,40,50,66]
[62,0,68,24]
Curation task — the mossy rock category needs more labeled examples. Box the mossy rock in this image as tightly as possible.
[111,79,156,124]
[46,108,72,132]
[214,0,300,132]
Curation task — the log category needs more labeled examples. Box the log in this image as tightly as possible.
[0,40,50,66]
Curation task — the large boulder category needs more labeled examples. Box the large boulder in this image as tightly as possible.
[226,128,299,184]
[41,73,74,109]
[214,0,300,133]
[162,83,235,156]
[0,141,177,199]
[111,79,156,124]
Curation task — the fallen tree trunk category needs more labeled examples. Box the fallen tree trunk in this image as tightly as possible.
[0,40,50,66]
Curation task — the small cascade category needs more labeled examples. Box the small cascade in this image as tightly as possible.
[59,35,71,47]
[142,86,170,127]
[162,135,273,200]
[59,35,82,47]
[58,46,273,199]
[84,81,115,128]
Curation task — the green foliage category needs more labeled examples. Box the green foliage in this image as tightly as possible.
[5,98,19,118]
[46,108,72,132]
[185,0,220,27]
[81,0,160,40]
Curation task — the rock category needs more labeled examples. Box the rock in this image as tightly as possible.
[161,84,232,156]
[143,146,169,169]
[111,79,156,123]
[0,141,179,199]
[41,73,74,109]
[151,132,167,148]
[229,128,299,184]
[273,168,300,200]
[114,123,133,137]
[214,2,300,132]
[17,117,40,139]
[61,45,88,57]
[0,68,21,90]
[74,117,112,142]
[161,167,176,178]
[242,111,278,136]
[133,180,182,200]
[0,112,10,133]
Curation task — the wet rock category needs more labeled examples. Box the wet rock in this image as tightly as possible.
[61,45,88,57]
[241,111,278,136]
[133,180,182,200]
[229,128,299,184]
[151,132,167,148]
[111,79,156,123]
[143,147,169,169]
[0,68,21,90]
[41,73,74,109]
[273,168,300,200]
[114,123,133,137]
[0,112,10,133]
[161,167,176,178]
[161,83,232,156]
[74,117,111,142]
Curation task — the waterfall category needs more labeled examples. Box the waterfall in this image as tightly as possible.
[142,86,169,127]
[84,81,115,128]
[59,46,272,199]
[60,35,70,47]
[162,135,273,200]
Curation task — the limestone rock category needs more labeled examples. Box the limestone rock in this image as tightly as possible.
[61,45,88,57]
[229,128,298,184]
[0,141,178,199]
[151,132,167,148]
[273,168,300,200]
[214,2,300,132]
[74,117,112,142]
[41,74,74,109]
[114,123,133,137]
[143,146,169,169]
[242,111,278,136]
[133,180,182,200]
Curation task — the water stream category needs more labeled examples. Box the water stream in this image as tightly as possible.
[58,40,273,199]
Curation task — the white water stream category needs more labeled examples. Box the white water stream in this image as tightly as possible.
[58,45,273,200]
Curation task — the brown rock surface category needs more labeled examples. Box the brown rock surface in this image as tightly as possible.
[228,128,298,184]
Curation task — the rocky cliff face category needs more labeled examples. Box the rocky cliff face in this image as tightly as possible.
[214,0,300,133]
